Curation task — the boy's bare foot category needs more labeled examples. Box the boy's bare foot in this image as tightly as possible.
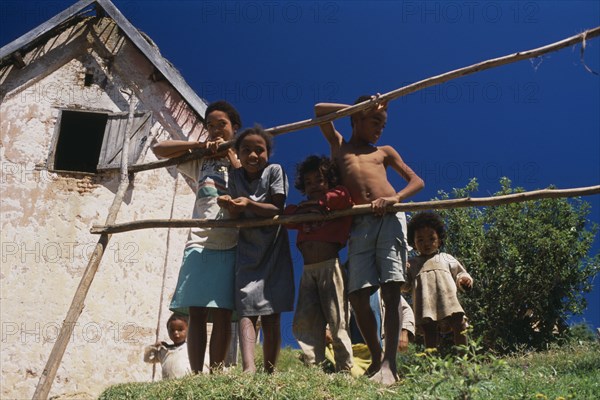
[364,359,380,377]
[368,361,398,386]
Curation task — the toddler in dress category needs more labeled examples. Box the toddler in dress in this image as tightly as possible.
[403,212,473,350]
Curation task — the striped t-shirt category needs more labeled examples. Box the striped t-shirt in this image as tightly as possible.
[177,158,238,250]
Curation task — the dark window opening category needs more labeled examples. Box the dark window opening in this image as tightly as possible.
[54,111,108,173]
[84,73,94,87]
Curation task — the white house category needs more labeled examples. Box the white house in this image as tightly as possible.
[0,0,209,397]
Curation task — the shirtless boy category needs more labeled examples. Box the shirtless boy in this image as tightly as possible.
[315,95,424,385]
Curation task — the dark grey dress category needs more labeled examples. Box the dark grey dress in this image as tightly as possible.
[229,164,295,316]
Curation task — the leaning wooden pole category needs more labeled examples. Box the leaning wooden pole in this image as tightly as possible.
[32,94,138,400]
[265,26,600,136]
[125,26,600,173]
[89,185,600,234]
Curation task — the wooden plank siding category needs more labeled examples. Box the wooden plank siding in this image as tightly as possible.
[0,0,96,63]
[0,0,207,119]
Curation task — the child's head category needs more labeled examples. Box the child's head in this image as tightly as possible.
[350,95,372,128]
[407,212,446,256]
[294,155,339,200]
[204,100,242,141]
[350,95,387,144]
[234,125,273,179]
[166,313,188,346]
[350,94,388,124]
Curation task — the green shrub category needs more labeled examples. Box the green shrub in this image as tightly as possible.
[431,178,599,353]
[563,322,597,343]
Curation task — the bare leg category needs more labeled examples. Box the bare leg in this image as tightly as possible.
[451,314,468,347]
[261,314,281,374]
[422,321,439,350]
[187,307,209,373]
[398,329,410,352]
[370,282,400,386]
[239,316,258,373]
[255,317,262,342]
[348,288,382,377]
[209,308,233,372]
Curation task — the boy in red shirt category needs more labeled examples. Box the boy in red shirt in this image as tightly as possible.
[285,155,354,372]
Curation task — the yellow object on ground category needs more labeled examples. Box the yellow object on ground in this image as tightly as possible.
[325,343,371,377]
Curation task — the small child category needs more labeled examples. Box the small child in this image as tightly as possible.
[152,100,242,373]
[404,212,473,350]
[284,155,354,372]
[144,313,191,380]
[217,126,295,374]
[315,95,424,384]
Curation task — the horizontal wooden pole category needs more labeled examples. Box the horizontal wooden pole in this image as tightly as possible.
[119,26,600,173]
[90,185,600,234]
[265,26,600,136]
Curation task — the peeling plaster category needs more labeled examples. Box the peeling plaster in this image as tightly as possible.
[1,17,203,400]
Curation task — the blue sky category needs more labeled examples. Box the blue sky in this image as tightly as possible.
[2,1,598,346]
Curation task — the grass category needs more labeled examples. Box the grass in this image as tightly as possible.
[99,340,600,400]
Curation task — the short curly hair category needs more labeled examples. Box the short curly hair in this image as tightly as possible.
[234,125,273,157]
[166,313,189,330]
[294,155,339,195]
[407,211,447,248]
[350,95,372,128]
[204,100,242,129]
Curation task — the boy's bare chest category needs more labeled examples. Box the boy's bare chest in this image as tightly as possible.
[338,146,386,171]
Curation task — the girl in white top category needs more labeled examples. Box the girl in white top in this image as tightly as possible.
[152,101,241,373]
[144,314,191,379]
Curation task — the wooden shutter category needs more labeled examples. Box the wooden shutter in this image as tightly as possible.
[97,111,152,170]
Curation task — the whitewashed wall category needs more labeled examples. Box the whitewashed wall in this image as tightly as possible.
[0,18,204,399]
